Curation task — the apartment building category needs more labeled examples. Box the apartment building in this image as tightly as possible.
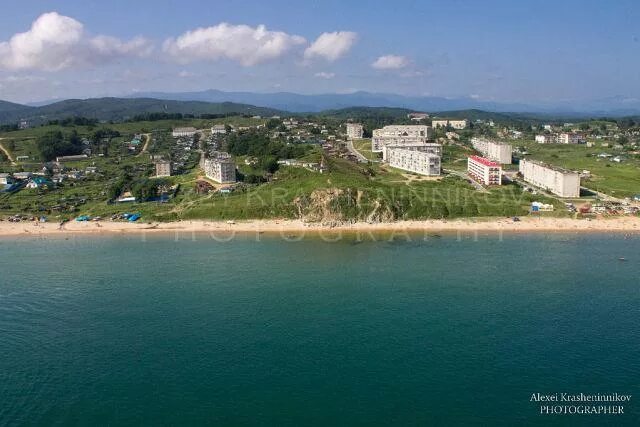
[201,152,236,183]
[172,127,198,138]
[470,137,512,164]
[467,155,502,186]
[155,160,172,177]
[519,159,580,198]
[431,119,469,129]
[535,134,553,144]
[386,148,441,176]
[211,125,227,135]
[345,123,364,140]
[556,132,584,144]
[382,142,442,161]
[371,125,433,152]
[536,132,584,144]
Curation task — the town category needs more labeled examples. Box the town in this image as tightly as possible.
[1,108,639,224]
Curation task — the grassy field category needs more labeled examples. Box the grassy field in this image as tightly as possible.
[352,138,380,162]
[518,139,640,198]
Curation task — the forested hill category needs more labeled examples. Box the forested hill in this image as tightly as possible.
[0,97,284,124]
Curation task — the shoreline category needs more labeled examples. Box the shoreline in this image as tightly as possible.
[1,216,639,238]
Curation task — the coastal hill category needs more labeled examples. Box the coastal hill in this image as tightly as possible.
[0,98,284,125]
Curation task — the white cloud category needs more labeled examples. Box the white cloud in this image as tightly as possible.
[314,71,335,79]
[0,12,152,71]
[178,70,196,78]
[163,23,306,66]
[371,55,410,70]
[304,31,357,62]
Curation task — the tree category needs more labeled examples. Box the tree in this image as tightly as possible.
[131,178,164,202]
[36,130,83,161]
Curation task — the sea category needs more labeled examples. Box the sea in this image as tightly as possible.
[0,232,639,426]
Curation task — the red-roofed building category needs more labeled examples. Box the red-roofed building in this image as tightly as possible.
[468,155,502,186]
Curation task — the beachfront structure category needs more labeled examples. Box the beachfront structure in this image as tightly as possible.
[172,127,198,138]
[201,152,236,183]
[519,159,580,198]
[470,138,512,164]
[371,125,433,152]
[431,119,469,129]
[155,160,172,177]
[386,148,441,176]
[211,124,227,135]
[467,155,502,186]
[382,142,442,161]
[345,123,364,140]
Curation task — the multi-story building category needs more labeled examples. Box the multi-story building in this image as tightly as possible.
[535,132,584,144]
[431,119,469,129]
[211,124,227,135]
[371,125,433,152]
[467,155,502,186]
[386,148,441,176]
[556,132,584,144]
[201,152,236,183]
[535,134,553,144]
[345,123,364,140]
[172,127,198,138]
[519,159,580,198]
[470,138,512,164]
[382,142,442,161]
[155,160,172,177]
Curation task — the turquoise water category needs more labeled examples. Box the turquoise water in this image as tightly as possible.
[0,233,639,426]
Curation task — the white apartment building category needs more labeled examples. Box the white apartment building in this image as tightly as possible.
[471,137,512,164]
[155,160,172,177]
[556,132,584,144]
[387,148,441,176]
[467,155,502,186]
[371,125,434,152]
[535,132,584,144]
[382,142,442,161]
[535,134,553,144]
[345,123,364,140]
[431,119,469,129]
[211,124,227,135]
[519,159,580,198]
[201,153,236,183]
[172,127,198,138]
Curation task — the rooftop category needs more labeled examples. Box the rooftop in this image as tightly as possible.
[469,155,499,167]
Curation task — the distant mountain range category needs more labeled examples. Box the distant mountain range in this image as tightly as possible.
[0,98,283,125]
[3,90,640,126]
[126,89,640,117]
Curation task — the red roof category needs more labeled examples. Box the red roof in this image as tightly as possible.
[469,155,499,167]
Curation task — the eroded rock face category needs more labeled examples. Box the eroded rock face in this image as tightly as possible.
[293,188,397,224]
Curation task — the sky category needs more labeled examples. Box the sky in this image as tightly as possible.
[1,0,639,105]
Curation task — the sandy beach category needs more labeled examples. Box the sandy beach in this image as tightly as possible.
[1,216,639,238]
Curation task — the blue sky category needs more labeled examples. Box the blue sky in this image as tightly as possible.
[0,0,639,104]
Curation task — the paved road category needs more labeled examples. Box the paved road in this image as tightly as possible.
[346,139,370,163]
